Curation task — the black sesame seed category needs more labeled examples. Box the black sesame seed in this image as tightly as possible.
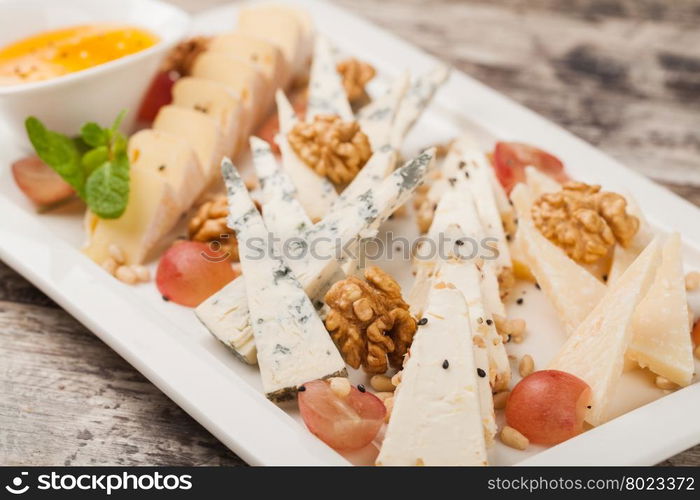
[418,317,428,326]
[162,295,170,302]
[464,171,470,178]
[448,177,457,186]
[442,360,449,369]
[357,384,366,393]
[158,164,166,171]
[516,298,524,305]
[535,283,541,290]
[298,385,306,392]
[455,239,464,246]
[458,161,466,169]
[586,405,591,409]
[602,275,608,282]
[477,368,486,378]
[486,319,493,326]
[506,234,512,241]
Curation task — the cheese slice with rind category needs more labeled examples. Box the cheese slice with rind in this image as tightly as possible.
[83,168,180,266]
[549,237,661,426]
[511,184,607,336]
[627,233,694,386]
[128,129,205,211]
[171,77,244,158]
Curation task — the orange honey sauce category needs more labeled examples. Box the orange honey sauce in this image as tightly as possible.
[0,25,159,85]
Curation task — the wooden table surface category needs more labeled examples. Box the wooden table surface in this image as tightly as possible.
[2,0,699,466]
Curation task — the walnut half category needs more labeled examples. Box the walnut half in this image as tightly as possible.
[336,58,376,104]
[288,115,372,186]
[188,195,239,261]
[324,267,417,374]
[531,182,639,264]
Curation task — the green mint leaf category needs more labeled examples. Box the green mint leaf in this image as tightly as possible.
[80,122,107,148]
[111,109,127,132]
[82,146,109,175]
[85,151,130,219]
[25,116,86,198]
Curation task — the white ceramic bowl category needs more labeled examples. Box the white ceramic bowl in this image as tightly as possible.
[0,0,191,150]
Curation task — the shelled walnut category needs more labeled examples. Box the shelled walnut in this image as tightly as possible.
[532,182,639,264]
[336,58,376,105]
[160,36,210,76]
[288,115,372,185]
[324,266,417,374]
[188,195,239,261]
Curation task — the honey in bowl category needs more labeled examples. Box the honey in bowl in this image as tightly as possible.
[0,24,159,85]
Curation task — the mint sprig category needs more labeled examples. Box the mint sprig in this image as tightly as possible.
[25,111,131,219]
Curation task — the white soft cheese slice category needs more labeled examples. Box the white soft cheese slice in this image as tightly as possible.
[511,184,607,336]
[438,255,497,444]
[127,129,205,211]
[196,150,433,365]
[221,159,346,401]
[357,72,409,150]
[549,238,662,426]
[524,165,561,197]
[153,105,226,181]
[237,4,303,86]
[306,36,353,121]
[390,65,450,148]
[83,168,180,266]
[171,77,243,158]
[191,51,267,129]
[208,33,285,106]
[628,233,694,386]
[377,284,488,466]
[275,90,338,222]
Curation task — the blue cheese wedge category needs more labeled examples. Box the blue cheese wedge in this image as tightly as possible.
[306,36,353,121]
[389,65,449,148]
[549,238,661,426]
[197,150,433,365]
[357,72,409,150]
[511,184,606,335]
[221,159,346,401]
[275,90,338,222]
[377,283,488,466]
[628,233,694,386]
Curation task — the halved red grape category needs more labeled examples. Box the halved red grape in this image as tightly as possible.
[11,155,74,206]
[492,141,568,193]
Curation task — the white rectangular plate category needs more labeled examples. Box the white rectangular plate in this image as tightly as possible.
[1,0,699,466]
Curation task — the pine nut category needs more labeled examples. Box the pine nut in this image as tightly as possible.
[329,377,351,397]
[500,426,529,450]
[383,397,394,423]
[391,371,402,387]
[374,391,394,401]
[115,265,137,285]
[685,271,700,291]
[101,257,118,276]
[108,244,125,264]
[370,375,395,392]
[493,391,510,410]
[132,265,151,282]
[655,376,677,391]
[519,355,534,378]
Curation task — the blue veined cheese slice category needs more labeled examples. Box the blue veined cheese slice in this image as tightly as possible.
[628,233,694,386]
[306,36,353,121]
[389,65,450,149]
[408,183,511,392]
[171,77,244,158]
[275,90,338,222]
[357,72,409,150]
[196,150,434,365]
[549,237,661,426]
[510,184,607,336]
[221,159,346,401]
[377,284,488,466]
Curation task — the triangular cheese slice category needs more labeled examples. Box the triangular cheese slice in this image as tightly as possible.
[511,184,607,335]
[377,284,488,466]
[549,238,661,426]
[305,36,353,121]
[627,233,694,386]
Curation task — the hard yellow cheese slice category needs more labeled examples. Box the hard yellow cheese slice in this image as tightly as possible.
[153,105,226,182]
[549,238,661,426]
[83,168,180,266]
[171,77,244,158]
[628,233,694,386]
[511,184,607,335]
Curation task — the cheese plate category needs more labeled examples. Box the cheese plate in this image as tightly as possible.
[1,0,699,466]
